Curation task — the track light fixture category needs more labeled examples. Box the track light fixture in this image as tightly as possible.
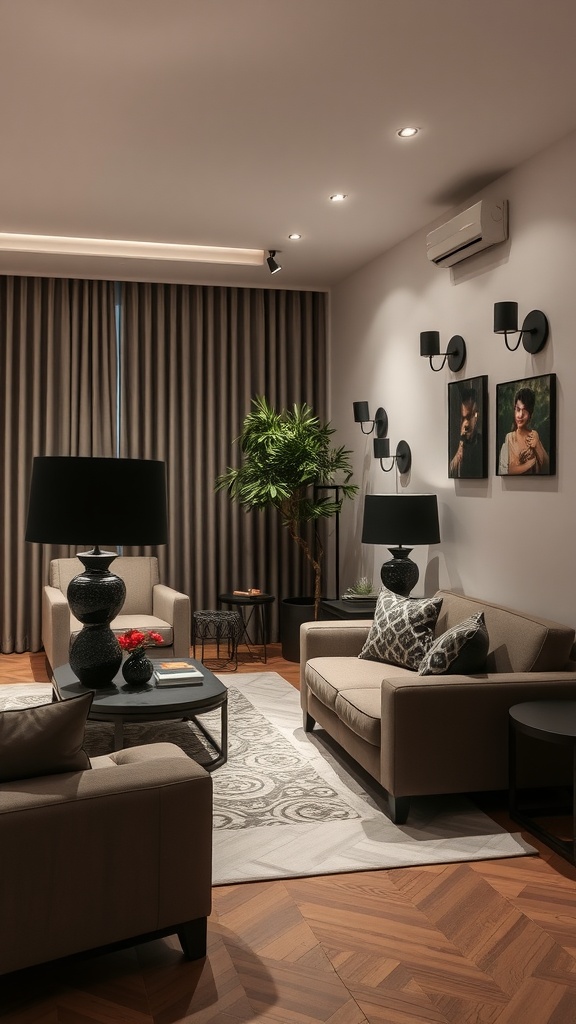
[266,250,282,274]
[373,437,412,474]
[420,331,466,372]
[353,402,388,437]
[493,302,549,353]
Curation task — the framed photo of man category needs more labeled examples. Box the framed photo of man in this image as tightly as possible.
[496,373,556,476]
[448,375,488,479]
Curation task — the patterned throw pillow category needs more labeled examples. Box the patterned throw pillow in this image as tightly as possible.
[418,611,489,675]
[358,588,443,670]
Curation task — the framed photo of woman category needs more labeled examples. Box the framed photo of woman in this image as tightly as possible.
[496,373,556,476]
[448,375,488,478]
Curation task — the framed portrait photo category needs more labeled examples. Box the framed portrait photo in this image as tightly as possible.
[496,373,556,476]
[448,375,488,479]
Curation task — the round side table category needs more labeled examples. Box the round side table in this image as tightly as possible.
[509,700,576,864]
[218,592,275,663]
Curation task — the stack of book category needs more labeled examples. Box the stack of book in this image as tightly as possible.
[153,659,204,687]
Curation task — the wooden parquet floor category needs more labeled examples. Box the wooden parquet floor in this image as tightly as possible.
[2,646,576,1022]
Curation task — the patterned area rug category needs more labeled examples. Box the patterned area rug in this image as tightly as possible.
[0,673,535,883]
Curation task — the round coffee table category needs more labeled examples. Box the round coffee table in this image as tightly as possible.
[51,659,228,769]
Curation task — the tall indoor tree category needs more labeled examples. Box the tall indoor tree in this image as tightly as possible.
[216,395,358,619]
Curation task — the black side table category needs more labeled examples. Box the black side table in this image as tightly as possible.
[509,700,576,864]
[218,592,275,662]
[320,598,377,621]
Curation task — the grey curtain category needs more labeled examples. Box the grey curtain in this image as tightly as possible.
[119,283,328,638]
[0,277,117,653]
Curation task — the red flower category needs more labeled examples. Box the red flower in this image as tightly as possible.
[118,628,163,652]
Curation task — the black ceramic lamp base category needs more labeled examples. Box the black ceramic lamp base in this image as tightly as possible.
[68,549,126,688]
[380,547,419,598]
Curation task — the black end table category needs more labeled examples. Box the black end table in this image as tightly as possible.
[320,598,377,620]
[509,700,576,863]
[218,592,275,662]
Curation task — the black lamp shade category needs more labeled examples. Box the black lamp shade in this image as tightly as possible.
[26,457,168,546]
[353,401,370,423]
[373,437,390,459]
[361,493,440,547]
[420,331,440,357]
[494,301,518,334]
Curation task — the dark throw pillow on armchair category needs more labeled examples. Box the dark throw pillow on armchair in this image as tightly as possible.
[0,691,93,782]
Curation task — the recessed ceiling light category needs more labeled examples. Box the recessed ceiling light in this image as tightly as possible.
[397,127,419,138]
[329,193,347,202]
[288,233,301,240]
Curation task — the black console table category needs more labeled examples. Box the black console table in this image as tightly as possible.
[320,598,377,621]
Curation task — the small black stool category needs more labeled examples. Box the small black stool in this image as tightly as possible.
[192,610,243,669]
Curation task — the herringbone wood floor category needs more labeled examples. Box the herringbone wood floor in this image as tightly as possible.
[2,647,576,1023]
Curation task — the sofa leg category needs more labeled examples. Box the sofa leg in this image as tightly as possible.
[389,796,410,825]
[177,916,207,960]
[303,711,315,732]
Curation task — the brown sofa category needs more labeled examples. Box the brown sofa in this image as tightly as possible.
[0,742,212,975]
[300,590,576,823]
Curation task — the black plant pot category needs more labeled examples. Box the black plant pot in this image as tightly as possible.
[281,597,316,663]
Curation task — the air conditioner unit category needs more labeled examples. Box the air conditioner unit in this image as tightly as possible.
[426,199,508,268]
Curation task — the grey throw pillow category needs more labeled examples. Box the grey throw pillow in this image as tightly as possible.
[418,611,489,675]
[0,691,93,782]
[359,588,443,670]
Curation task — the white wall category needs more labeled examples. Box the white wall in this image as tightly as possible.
[331,128,576,628]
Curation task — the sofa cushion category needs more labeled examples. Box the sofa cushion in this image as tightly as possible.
[305,656,399,712]
[359,589,443,670]
[334,688,381,746]
[0,692,93,782]
[418,612,489,675]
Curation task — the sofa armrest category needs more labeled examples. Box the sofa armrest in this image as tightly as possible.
[153,584,191,657]
[380,670,576,798]
[299,619,372,688]
[0,743,212,975]
[42,584,70,671]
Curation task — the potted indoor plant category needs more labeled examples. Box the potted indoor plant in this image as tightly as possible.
[216,396,357,660]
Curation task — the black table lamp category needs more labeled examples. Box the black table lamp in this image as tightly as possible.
[361,493,440,597]
[26,456,168,688]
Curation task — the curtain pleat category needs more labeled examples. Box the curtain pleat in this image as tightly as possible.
[0,277,117,653]
[120,283,328,638]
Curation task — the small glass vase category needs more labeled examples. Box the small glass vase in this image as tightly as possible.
[122,648,154,686]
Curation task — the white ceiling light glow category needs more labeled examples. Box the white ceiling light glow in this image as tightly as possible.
[0,233,265,266]
[288,233,301,240]
[397,127,419,138]
[329,193,347,202]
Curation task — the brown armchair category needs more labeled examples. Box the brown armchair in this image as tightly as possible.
[0,741,212,975]
[42,555,191,672]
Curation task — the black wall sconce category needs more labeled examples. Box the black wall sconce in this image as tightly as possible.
[353,402,388,437]
[493,301,549,353]
[373,437,412,474]
[420,331,466,372]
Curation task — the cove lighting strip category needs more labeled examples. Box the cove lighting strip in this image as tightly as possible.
[0,233,265,266]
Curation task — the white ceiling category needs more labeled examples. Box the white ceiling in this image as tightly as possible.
[2,0,576,290]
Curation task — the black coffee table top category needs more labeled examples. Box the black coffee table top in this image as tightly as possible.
[52,659,227,717]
